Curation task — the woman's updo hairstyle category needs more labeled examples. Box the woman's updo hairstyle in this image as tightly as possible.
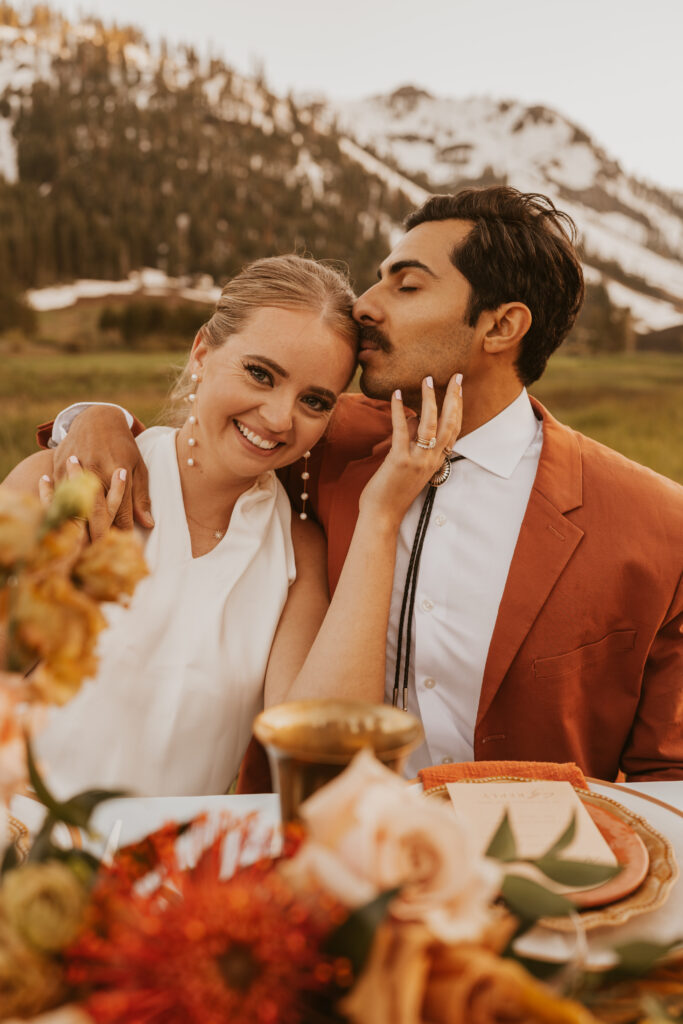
[168,255,357,420]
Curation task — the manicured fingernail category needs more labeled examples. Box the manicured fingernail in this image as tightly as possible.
[119,469,127,481]
[68,455,80,465]
[40,474,51,483]
[455,373,463,385]
[394,389,402,400]
[425,376,434,389]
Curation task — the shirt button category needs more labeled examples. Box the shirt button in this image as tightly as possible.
[434,513,446,526]
[421,598,434,612]
[441,756,453,764]
[424,677,436,689]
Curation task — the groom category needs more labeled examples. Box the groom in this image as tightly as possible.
[42,186,683,783]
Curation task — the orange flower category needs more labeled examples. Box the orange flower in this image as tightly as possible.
[72,528,148,603]
[341,923,601,1024]
[66,825,339,1024]
[11,575,106,704]
[0,490,43,568]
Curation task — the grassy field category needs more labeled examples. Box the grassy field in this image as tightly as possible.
[1,349,682,484]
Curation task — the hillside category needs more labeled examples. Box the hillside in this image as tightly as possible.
[1,6,682,350]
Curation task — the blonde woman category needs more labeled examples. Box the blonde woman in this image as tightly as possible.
[3,255,461,798]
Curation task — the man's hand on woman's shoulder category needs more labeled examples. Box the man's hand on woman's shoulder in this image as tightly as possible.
[52,405,153,538]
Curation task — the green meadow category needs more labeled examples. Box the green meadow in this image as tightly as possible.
[2,347,682,484]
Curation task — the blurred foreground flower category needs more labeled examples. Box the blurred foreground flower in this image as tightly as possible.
[341,921,600,1024]
[0,918,65,1019]
[65,820,343,1024]
[3,860,88,954]
[72,529,147,603]
[10,575,106,705]
[283,748,501,943]
[1,476,147,704]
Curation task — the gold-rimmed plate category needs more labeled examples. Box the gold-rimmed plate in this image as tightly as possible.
[424,776,678,931]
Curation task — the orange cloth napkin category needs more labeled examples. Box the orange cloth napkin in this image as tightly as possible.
[418,760,589,792]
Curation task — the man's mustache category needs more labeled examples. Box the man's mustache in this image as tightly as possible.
[358,325,391,352]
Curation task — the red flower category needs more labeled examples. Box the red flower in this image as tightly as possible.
[65,818,341,1024]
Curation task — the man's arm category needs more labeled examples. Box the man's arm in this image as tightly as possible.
[46,405,153,538]
[622,572,683,781]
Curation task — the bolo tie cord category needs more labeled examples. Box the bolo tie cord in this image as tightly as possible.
[393,455,464,712]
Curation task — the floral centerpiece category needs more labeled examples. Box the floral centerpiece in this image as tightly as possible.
[1,483,682,1023]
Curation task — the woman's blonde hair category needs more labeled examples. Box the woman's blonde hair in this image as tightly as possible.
[167,255,358,423]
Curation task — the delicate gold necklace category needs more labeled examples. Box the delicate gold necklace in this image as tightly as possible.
[185,510,228,541]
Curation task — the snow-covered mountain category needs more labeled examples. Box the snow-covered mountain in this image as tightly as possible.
[330,86,683,334]
[1,7,682,341]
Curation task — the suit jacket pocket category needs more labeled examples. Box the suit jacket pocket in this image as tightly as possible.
[533,630,637,679]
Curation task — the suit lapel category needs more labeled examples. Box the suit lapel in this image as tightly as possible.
[476,400,585,726]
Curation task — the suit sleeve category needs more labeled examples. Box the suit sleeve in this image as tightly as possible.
[622,571,683,781]
[36,413,146,450]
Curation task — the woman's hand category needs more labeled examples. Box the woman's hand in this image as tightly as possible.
[359,373,463,528]
[39,456,129,536]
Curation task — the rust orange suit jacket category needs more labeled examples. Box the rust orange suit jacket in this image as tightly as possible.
[245,392,683,788]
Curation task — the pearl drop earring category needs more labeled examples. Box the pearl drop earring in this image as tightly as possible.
[300,451,311,520]
[187,372,199,467]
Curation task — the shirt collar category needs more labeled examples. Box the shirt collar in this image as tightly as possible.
[453,389,540,479]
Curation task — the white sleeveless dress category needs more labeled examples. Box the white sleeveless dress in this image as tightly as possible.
[37,427,296,799]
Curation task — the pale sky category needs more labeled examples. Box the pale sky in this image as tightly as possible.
[52,0,683,191]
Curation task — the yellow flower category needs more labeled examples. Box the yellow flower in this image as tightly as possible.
[11,575,106,704]
[341,924,601,1024]
[72,527,148,603]
[0,491,43,569]
[423,943,600,1024]
[41,473,102,534]
[0,917,65,1018]
[2,861,88,954]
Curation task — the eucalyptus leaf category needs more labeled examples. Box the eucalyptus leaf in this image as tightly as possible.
[501,873,574,921]
[60,788,129,831]
[613,939,683,977]
[533,856,622,887]
[324,888,399,978]
[485,811,518,862]
[27,817,60,863]
[26,739,72,823]
[543,812,576,858]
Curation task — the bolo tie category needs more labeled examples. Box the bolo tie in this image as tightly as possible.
[392,452,464,712]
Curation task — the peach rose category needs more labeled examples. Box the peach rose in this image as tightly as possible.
[284,749,501,943]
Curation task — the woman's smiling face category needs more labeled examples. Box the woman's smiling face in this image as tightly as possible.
[186,305,357,482]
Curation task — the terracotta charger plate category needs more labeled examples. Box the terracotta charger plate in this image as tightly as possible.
[571,799,649,909]
[425,777,678,931]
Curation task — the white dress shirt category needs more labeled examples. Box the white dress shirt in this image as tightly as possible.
[384,390,544,777]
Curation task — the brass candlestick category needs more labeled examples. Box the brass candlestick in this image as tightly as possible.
[253,699,423,822]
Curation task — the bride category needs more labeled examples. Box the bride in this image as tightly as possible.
[2,255,461,799]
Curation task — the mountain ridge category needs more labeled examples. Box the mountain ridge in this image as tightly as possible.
[1,5,682,344]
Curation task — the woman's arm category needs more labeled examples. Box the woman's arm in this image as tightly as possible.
[264,375,462,707]
[1,449,55,493]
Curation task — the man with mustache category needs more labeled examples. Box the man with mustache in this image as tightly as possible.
[40,186,683,783]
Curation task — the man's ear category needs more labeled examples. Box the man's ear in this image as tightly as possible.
[481,302,532,354]
[189,331,208,370]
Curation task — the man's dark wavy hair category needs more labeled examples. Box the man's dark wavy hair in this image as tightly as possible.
[404,187,585,385]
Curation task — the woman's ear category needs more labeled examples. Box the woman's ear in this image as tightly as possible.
[189,331,208,370]
[482,302,532,354]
